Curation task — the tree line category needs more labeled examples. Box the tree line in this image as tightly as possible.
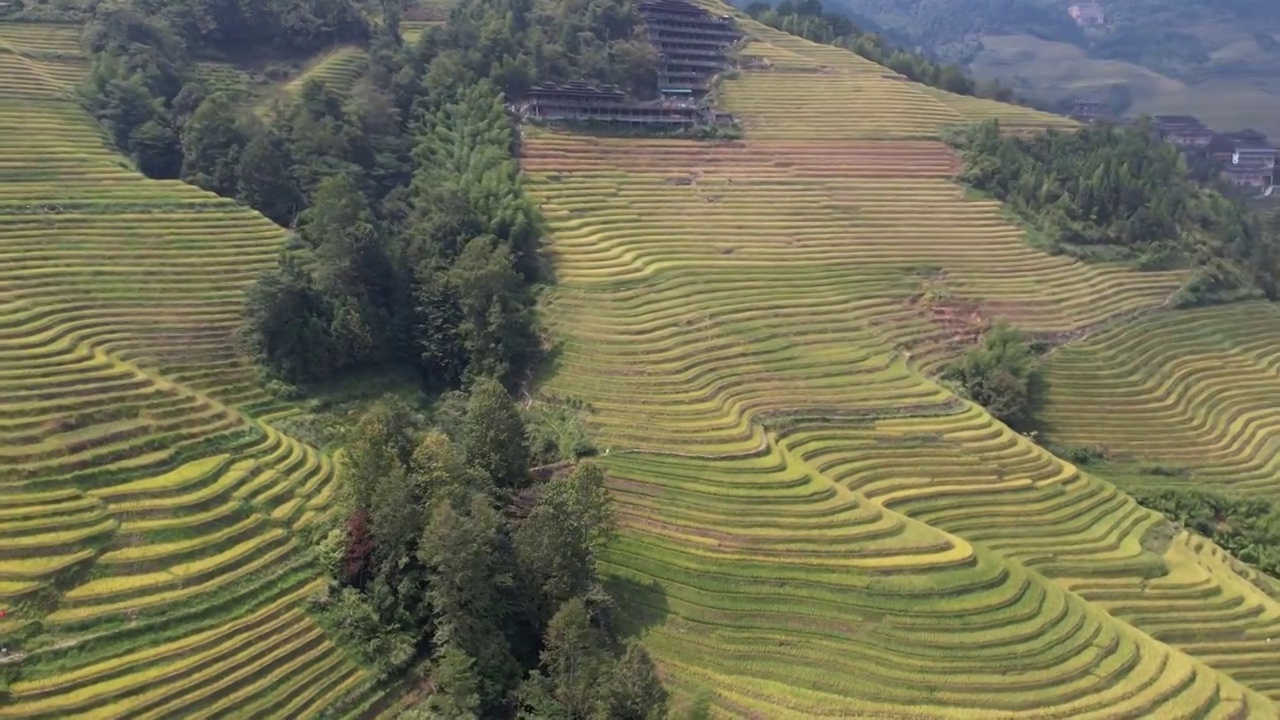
[948,119,1280,307]
[743,0,1018,101]
[316,385,666,718]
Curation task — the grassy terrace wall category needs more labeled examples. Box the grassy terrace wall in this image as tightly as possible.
[523,8,1280,717]
[1041,302,1280,497]
[0,22,374,716]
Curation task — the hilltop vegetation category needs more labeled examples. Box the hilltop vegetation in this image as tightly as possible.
[950,119,1280,305]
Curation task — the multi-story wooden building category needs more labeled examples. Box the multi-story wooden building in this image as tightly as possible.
[1222,146,1277,188]
[1153,115,1214,148]
[639,0,741,96]
[512,0,740,128]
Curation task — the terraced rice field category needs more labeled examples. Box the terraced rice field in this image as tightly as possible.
[524,14,1280,718]
[1041,302,1280,497]
[281,45,369,97]
[0,21,373,716]
[400,19,442,44]
[723,19,1078,139]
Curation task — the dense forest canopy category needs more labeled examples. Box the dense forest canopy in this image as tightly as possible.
[949,120,1280,306]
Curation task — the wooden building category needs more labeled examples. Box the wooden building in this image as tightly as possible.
[639,0,742,95]
[1222,146,1277,188]
[1070,100,1109,121]
[518,82,702,126]
[510,0,740,129]
[1153,115,1214,148]
[1068,2,1106,27]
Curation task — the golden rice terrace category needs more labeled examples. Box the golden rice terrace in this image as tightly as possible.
[521,9,1280,719]
[2,1,1280,717]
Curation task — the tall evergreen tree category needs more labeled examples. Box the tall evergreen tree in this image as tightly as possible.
[461,377,531,489]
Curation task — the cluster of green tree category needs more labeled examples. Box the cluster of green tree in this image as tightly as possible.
[77,0,379,190]
[81,0,369,58]
[313,387,665,718]
[243,82,540,389]
[79,0,662,391]
[1131,485,1280,582]
[7,0,369,46]
[942,322,1043,429]
[948,120,1280,307]
[743,0,1019,100]
[423,0,658,99]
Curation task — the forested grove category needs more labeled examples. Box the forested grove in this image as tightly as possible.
[949,120,1280,307]
[75,0,672,714]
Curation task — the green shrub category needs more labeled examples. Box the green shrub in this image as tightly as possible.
[1054,444,1109,465]
[943,322,1043,428]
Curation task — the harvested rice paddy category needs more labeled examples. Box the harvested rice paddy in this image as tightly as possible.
[524,11,1280,718]
[0,20,373,717]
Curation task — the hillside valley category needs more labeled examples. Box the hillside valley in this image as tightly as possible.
[1,0,1280,716]
[825,0,1280,137]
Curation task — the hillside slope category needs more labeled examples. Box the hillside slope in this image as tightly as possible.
[0,21,373,716]
[524,9,1280,717]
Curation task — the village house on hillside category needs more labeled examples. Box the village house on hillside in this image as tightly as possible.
[1070,100,1109,122]
[639,0,741,97]
[1222,145,1277,188]
[1068,2,1105,27]
[1207,130,1268,164]
[1153,115,1214,148]
[1150,123,1277,193]
[519,81,731,127]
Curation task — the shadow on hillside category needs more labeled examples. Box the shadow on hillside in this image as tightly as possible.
[529,339,567,388]
[604,575,672,639]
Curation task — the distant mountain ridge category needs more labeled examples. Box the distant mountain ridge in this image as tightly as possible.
[816,0,1280,137]
[827,0,1280,73]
